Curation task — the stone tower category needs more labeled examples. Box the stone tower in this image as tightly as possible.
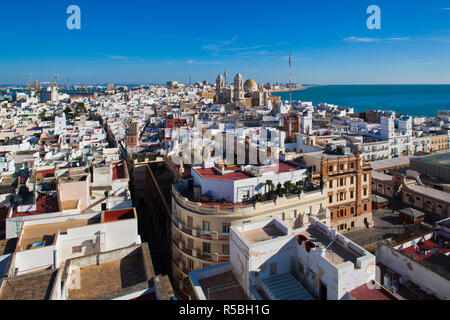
[233,73,244,105]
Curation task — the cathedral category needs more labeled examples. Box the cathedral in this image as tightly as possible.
[215,73,274,107]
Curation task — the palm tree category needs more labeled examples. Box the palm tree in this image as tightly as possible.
[283,181,293,193]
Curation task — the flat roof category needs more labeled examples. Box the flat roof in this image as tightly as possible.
[372,170,393,182]
[68,250,148,300]
[194,167,253,181]
[0,270,57,300]
[299,226,362,265]
[408,184,450,202]
[371,157,410,171]
[194,162,299,181]
[349,282,398,300]
[18,217,101,251]
[242,224,286,244]
[197,270,248,300]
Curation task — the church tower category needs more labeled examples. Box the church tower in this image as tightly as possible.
[216,74,225,103]
[233,73,244,105]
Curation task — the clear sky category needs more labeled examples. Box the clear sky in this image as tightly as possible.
[1,0,450,85]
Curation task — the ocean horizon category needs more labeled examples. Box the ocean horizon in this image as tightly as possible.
[271,84,450,117]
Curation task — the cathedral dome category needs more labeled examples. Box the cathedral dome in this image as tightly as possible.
[244,79,258,92]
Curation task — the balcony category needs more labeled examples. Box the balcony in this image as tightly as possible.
[171,215,229,241]
[172,184,326,218]
[172,237,230,263]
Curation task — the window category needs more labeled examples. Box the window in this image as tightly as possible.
[188,238,193,249]
[329,166,333,172]
[340,209,344,217]
[290,210,297,219]
[350,191,354,198]
[350,163,354,169]
[329,195,333,203]
[329,180,333,188]
[270,262,277,276]
[203,242,211,253]
[364,174,367,182]
[101,202,107,211]
[351,221,355,228]
[350,177,354,184]
[202,220,210,232]
[340,164,344,171]
[222,244,229,255]
[278,213,285,221]
[364,204,368,211]
[72,246,82,254]
[222,223,231,233]
[188,259,194,270]
[363,188,367,196]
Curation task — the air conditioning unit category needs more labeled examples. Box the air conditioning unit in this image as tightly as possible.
[212,232,219,240]
[212,253,219,262]
[192,229,197,236]
[178,241,183,249]
[192,249,198,257]
[178,221,183,230]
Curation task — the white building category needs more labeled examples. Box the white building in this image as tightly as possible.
[190,217,388,300]
[191,161,307,203]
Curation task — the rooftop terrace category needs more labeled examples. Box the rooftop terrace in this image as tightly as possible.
[197,270,248,300]
[298,225,363,265]
[0,270,57,300]
[68,251,147,300]
[242,224,286,244]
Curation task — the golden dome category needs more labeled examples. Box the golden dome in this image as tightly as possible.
[244,79,257,86]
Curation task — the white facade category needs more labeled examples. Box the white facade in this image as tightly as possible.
[228,218,376,300]
[191,163,307,203]
[6,209,140,277]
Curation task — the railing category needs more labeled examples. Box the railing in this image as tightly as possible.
[172,184,326,217]
[171,215,229,241]
[172,237,229,263]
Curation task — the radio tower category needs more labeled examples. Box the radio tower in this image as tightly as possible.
[289,53,292,105]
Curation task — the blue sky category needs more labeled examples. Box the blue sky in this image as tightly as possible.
[1,0,450,84]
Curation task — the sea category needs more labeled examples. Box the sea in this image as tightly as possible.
[271,85,450,117]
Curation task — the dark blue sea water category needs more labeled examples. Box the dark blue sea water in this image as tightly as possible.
[272,85,450,117]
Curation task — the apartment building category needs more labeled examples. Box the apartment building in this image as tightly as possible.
[189,217,396,300]
[430,134,449,152]
[170,161,330,295]
[376,218,450,300]
[302,150,373,232]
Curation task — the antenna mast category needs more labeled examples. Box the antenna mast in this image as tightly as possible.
[289,53,292,105]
